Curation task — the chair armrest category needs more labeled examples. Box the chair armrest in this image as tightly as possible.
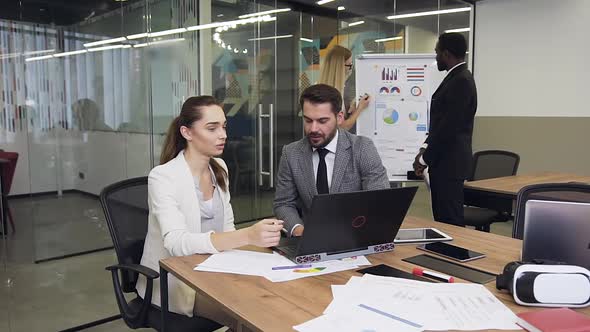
[105,263,159,280]
[105,263,158,329]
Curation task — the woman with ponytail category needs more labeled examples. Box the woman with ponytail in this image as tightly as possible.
[136,96,284,326]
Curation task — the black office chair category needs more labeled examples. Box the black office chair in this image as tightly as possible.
[512,183,590,240]
[463,150,520,232]
[100,177,222,331]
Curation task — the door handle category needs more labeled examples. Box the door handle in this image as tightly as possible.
[257,104,271,187]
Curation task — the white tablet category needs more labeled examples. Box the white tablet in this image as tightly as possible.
[394,228,453,244]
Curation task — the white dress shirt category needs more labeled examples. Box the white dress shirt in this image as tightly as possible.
[312,129,339,188]
[291,130,339,235]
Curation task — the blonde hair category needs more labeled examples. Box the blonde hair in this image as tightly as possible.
[318,45,352,95]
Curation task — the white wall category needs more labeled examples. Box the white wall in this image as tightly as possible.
[474,0,590,117]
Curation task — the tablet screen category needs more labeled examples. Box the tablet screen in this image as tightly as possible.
[395,228,450,243]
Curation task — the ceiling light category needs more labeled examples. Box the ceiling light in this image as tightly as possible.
[300,38,313,43]
[84,37,126,48]
[375,36,403,42]
[53,50,88,58]
[186,16,275,32]
[387,7,471,20]
[0,53,20,60]
[238,8,290,19]
[317,0,336,5]
[133,38,185,49]
[127,32,148,39]
[149,28,187,38]
[338,6,345,11]
[87,44,130,52]
[248,34,293,41]
[444,27,470,33]
[150,38,185,46]
[348,21,365,27]
[23,49,55,56]
[25,55,54,62]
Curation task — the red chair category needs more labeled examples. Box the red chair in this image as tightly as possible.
[0,151,18,233]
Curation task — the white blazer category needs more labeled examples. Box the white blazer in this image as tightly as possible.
[136,150,235,316]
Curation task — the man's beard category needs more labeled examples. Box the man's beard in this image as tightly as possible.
[307,127,337,148]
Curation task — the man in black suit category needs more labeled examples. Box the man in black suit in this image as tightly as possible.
[413,33,477,226]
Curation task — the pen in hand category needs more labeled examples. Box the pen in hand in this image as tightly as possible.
[272,220,287,234]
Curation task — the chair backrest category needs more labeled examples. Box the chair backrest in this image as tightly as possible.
[100,177,149,292]
[513,183,590,239]
[0,152,19,193]
[469,150,519,181]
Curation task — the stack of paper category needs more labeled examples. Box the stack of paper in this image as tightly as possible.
[193,250,371,282]
[294,274,520,332]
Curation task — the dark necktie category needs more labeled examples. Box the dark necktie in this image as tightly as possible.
[316,148,329,194]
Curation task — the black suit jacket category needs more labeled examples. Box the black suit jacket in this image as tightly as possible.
[424,63,477,179]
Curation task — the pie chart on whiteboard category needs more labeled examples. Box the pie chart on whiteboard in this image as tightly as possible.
[383,108,399,125]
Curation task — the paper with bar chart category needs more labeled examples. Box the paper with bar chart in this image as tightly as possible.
[355,54,445,179]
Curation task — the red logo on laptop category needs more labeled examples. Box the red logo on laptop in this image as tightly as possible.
[352,216,367,228]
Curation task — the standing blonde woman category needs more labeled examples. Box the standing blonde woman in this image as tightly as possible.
[136,96,283,329]
[319,45,370,131]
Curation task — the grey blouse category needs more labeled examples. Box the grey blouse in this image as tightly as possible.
[194,166,224,233]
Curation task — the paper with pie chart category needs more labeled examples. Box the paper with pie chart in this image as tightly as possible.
[354,54,446,178]
[194,250,371,282]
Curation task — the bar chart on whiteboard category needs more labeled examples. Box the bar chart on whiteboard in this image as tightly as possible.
[355,54,445,179]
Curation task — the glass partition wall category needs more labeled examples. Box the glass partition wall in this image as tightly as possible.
[0,0,471,330]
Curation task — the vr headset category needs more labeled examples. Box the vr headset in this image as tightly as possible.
[497,260,590,308]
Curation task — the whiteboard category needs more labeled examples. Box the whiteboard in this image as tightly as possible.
[355,54,445,180]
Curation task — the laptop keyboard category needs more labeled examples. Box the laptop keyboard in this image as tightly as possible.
[280,244,298,256]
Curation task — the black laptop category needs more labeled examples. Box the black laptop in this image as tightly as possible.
[273,187,418,264]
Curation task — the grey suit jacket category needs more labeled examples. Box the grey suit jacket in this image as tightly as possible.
[273,129,390,234]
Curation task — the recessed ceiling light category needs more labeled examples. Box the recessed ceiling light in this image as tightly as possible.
[444,27,470,33]
[374,36,403,42]
[387,7,471,20]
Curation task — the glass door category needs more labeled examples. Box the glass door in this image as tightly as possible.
[210,0,286,223]
[253,1,303,219]
[210,0,303,223]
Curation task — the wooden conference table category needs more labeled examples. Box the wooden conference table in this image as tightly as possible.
[463,171,590,212]
[159,216,590,332]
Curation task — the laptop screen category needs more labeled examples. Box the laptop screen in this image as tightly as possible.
[297,187,418,256]
[523,200,590,268]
